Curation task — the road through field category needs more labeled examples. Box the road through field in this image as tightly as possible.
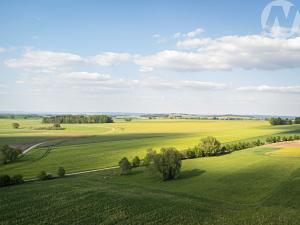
[22,142,48,154]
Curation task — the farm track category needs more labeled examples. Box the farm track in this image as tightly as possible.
[24,166,118,182]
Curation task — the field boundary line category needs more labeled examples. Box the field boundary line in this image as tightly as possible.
[24,166,118,182]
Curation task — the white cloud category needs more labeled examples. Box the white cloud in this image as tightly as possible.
[4,50,83,70]
[238,85,300,94]
[143,79,227,90]
[136,35,300,71]
[152,34,167,44]
[16,71,227,93]
[176,38,212,49]
[186,28,204,38]
[61,72,111,81]
[135,50,231,71]
[0,47,6,53]
[90,52,132,66]
[173,32,181,38]
[172,28,204,39]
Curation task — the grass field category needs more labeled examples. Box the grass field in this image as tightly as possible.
[1,146,300,225]
[1,118,300,178]
[1,118,300,225]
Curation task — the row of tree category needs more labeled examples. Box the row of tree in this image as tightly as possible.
[38,167,66,180]
[0,174,24,187]
[42,115,113,124]
[119,148,182,181]
[118,134,300,181]
[0,145,22,164]
[266,135,300,143]
[269,117,300,125]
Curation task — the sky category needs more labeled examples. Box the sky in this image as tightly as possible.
[0,0,300,115]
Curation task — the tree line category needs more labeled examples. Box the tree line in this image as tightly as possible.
[42,115,114,124]
[269,117,300,125]
[118,134,300,181]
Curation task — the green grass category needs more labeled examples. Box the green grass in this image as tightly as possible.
[1,146,300,225]
[1,119,300,178]
[1,119,300,224]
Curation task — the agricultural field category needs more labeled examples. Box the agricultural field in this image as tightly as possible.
[1,118,300,178]
[1,118,300,225]
[1,143,300,224]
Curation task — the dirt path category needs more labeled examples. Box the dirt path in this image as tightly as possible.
[265,140,300,148]
[25,166,118,182]
[22,142,48,154]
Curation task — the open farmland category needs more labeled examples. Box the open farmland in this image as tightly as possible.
[1,118,300,178]
[1,144,300,225]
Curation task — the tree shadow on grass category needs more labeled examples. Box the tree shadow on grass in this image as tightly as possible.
[178,169,206,180]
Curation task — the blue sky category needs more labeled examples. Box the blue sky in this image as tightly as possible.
[0,0,300,115]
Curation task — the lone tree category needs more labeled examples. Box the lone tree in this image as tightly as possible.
[57,167,66,177]
[132,156,141,167]
[153,148,182,181]
[198,136,221,156]
[119,157,131,175]
[12,123,20,129]
[0,145,22,164]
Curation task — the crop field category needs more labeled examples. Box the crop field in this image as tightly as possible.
[1,118,300,178]
[266,141,300,157]
[1,118,300,225]
[1,145,300,225]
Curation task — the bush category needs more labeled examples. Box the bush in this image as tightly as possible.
[0,175,11,187]
[143,149,157,166]
[288,136,294,141]
[269,117,293,126]
[57,167,66,177]
[198,136,221,156]
[38,171,53,180]
[0,145,22,164]
[153,148,182,181]
[282,136,288,142]
[132,156,141,168]
[12,123,20,129]
[186,149,196,159]
[119,157,131,175]
[11,174,24,184]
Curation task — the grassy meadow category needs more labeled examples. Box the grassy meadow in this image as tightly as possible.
[1,118,300,178]
[1,118,300,225]
[1,146,300,225]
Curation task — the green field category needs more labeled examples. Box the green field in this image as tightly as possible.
[1,118,300,225]
[1,118,300,178]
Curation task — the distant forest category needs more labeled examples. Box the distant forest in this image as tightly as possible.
[42,115,113,124]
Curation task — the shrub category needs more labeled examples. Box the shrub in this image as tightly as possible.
[143,149,157,166]
[0,175,11,187]
[38,171,53,180]
[119,157,131,175]
[12,123,20,129]
[153,148,182,181]
[282,136,288,142]
[269,117,293,126]
[0,145,22,164]
[132,156,141,168]
[276,136,282,142]
[11,174,24,184]
[186,149,197,159]
[198,136,221,156]
[57,167,66,177]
